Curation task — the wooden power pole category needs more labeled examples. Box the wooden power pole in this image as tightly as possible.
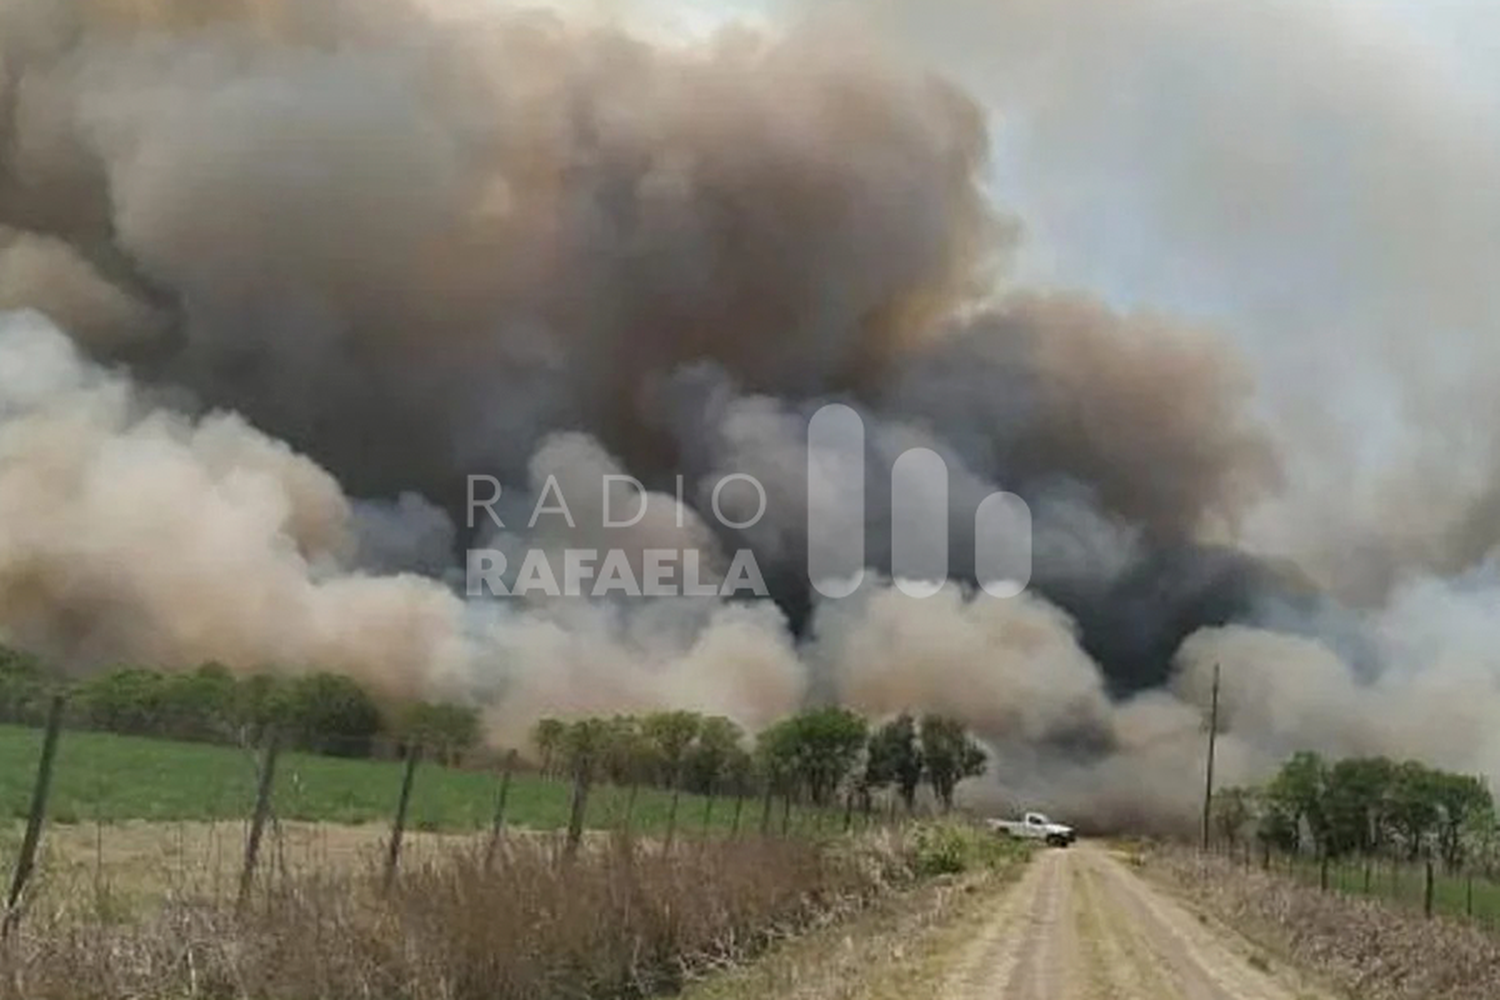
[1201,662,1221,851]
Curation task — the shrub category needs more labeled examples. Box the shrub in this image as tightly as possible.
[157,663,238,742]
[911,820,1025,877]
[74,668,167,736]
[0,648,52,726]
[280,672,384,757]
[402,701,483,764]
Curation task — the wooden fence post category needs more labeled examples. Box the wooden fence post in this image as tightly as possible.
[384,744,422,892]
[730,793,746,839]
[3,694,66,938]
[700,785,716,837]
[759,783,774,837]
[563,762,592,863]
[621,780,640,836]
[238,726,280,911]
[663,782,682,855]
[484,749,517,870]
[1424,857,1436,918]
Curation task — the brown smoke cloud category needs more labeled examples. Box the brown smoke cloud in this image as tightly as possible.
[0,0,1497,831]
[0,312,808,738]
[890,293,1278,539]
[1,0,999,496]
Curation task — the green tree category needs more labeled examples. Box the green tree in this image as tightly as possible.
[683,716,745,794]
[76,668,167,736]
[1266,751,1328,854]
[1212,786,1256,847]
[919,714,986,812]
[1388,759,1443,860]
[1432,771,1493,870]
[1257,797,1300,853]
[642,710,706,848]
[531,718,567,777]
[642,710,703,788]
[561,718,612,781]
[866,713,924,812]
[233,673,290,743]
[755,717,804,801]
[281,672,383,757]
[402,701,482,765]
[720,743,757,798]
[0,646,51,726]
[1322,756,1395,856]
[159,663,238,742]
[781,708,869,807]
[595,715,651,784]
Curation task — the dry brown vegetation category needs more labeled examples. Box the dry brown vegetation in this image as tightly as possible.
[1149,847,1500,1000]
[0,827,935,1000]
[681,847,1035,1000]
[5,819,476,909]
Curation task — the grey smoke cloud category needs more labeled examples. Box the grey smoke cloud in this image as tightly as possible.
[0,0,999,499]
[0,0,1496,830]
[857,0,1500,601]
[0,312,808,740]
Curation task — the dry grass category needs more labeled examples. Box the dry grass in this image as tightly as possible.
[0,828,929,1000]
[1148,847,1500,1000]
[681,861,1031,1000]
[10,820,478,905]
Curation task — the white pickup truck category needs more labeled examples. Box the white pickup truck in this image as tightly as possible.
[987,812,1076,847]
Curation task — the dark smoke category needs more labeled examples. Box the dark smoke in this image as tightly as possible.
[1,0,1498,831]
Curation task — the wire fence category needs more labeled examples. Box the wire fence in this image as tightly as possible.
[1205,837,1500,931]
[0,702,914,933]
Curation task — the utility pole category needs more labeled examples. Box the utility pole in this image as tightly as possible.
[1201,662,1221,851]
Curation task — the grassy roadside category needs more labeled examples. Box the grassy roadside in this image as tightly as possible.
[1272,851,1500,926]
[680,826,1033,1000]
[0,821,1028,1000]
[1144,846,1500,1000]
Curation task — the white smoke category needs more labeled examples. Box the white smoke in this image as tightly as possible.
[0,0,1498,833]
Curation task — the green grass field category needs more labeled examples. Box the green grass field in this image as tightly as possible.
[0,724,818,836]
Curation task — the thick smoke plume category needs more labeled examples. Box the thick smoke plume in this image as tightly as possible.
[1,0,1498,831]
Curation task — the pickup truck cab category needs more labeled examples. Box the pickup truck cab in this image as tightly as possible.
[986,812,1076,847]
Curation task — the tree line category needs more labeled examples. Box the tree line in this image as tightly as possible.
[0,644,994,811]
[531,708,988,812]
[1215,750,1496,870]
[0,645,482,760]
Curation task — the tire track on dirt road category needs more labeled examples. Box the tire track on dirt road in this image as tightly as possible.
[942,842,1333,1000]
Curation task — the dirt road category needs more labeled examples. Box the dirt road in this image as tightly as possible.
[944,843,1331,1000]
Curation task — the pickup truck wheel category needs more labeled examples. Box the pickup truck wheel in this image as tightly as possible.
[1046,834,1070,848]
